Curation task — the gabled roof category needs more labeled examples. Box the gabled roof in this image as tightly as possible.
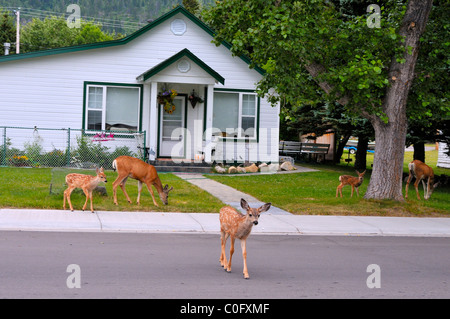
[137,48,225,84]
[0,6,264,75]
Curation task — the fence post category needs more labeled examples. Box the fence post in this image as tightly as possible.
[1,127,6,166]
[143,131,147,162]
[66,128,71,167]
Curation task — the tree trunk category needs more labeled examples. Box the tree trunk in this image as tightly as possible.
[354,135,368,171]
[413,142,425,162]
[363,0,433,201]
[334,133,351,164]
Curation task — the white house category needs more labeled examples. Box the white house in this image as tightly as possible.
[0,6,280,165]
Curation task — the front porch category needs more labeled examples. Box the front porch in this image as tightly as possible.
[137,49,223,164]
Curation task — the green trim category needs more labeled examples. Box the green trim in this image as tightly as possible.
[82,81,144,131]
[214,88,256,93]
[138,48,225,85]
[0,6,265,75]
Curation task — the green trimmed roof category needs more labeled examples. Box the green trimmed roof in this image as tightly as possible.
[137,48,225,84]
[0,6,265,75]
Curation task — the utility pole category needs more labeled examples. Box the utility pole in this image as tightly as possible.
[14,8,20,54]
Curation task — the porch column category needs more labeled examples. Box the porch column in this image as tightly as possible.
[149,81,158,161]
[204,84,215,163]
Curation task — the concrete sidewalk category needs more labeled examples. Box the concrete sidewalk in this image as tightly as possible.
[1,208,450,237]
[173,173,292,215]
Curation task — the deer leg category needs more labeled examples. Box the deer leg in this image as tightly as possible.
[356,186,359,197]
[414,178,422,200]
[113,175,131,204]
[146,183,159,207]
[350,185,354,197]
[64,187,75,212]
[226,236,235,273]
[336,184,343,198]
[119,177,133,204]
[241,239,250,279]
[137,181,143,205]
[82,188,90,211]
[422,179,428,200]
[405,174,413,199]
[89,191,95,213]
[220,231,229,268]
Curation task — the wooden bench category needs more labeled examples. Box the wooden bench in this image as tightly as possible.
[279,141,302,158]
[300,143,330,155]
[279,141,331,161]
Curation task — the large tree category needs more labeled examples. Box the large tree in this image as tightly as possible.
[204,0,445,201]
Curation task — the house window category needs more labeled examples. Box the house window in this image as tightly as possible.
[85,83,141,131]
[212,91,258,139]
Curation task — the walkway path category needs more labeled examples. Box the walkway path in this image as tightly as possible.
[173,166,317,215]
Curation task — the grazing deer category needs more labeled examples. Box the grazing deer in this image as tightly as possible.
[336,170,366,198]
[219,198,271,279]
[405,160,439,200]
[63,167,107,213]
[112,156,173,207]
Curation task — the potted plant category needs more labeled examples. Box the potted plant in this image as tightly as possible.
[158,89,178,114]
[188,90,204,108]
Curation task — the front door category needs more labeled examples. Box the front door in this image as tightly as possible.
[159,95,186,158]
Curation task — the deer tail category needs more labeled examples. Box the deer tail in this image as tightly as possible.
[112,159,117,172]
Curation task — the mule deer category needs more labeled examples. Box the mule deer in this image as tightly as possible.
[63,167,107,213]
[336,170,366,197]
[112,156,173,207]
[405,160,439,200]
[219,198,271,279]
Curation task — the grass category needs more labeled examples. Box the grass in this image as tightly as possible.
[0,167,224,213]
[207,148,450,217]
[0,148,449,216]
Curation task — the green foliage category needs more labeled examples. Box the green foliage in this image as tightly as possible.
[204,0,449,149]
[20,16,117,52]
[0,9,15,55]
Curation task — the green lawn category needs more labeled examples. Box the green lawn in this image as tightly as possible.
[0,148,449,216]
[208,149,450,217]
[0,167,224,213]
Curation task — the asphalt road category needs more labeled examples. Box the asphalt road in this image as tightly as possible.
[1,231,449,300]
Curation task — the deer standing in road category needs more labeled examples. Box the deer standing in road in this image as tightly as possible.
[405,160,439,200]
[63,167,107,213]
[336,170,366,198]
[219,198,271,279]
[112,156,173,207]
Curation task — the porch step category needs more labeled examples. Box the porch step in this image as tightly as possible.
[149,160,212,173]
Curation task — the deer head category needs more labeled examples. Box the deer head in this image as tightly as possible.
[240,198,271,226]
[159,184,174,205]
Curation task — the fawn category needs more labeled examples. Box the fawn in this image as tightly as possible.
[336,170,366,198]
[112,156,173,207]
[405,160,439,200]
[219,198,271,279]
[63,167,107,213]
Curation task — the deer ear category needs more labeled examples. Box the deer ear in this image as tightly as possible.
[240,198,250,210]
[168,186,173,193]
[259,202,271,213]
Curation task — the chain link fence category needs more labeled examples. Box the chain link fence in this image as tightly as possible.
[0,126,147,169]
